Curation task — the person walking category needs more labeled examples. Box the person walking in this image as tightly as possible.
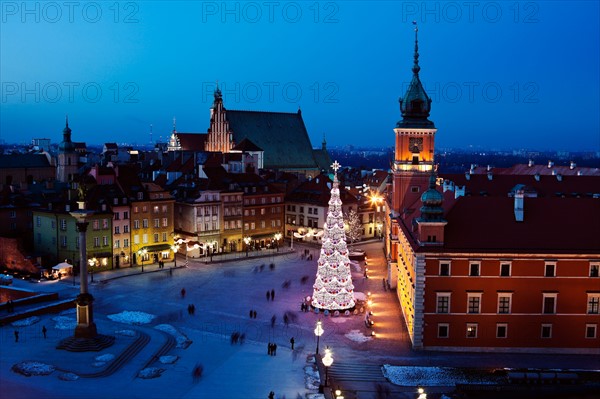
[271,289,275,301]
[266,291,270,301]
[42,325,47,339]
[273,343,277,356]
[253,310,257,319]
[181,288,186,298]
[14,330,19,342]
[268,391,275,399]
[290,337,295,350]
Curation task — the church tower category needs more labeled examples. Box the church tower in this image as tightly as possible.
[56,117,78,183]
[205,84,234,153]
[392,23,437,214]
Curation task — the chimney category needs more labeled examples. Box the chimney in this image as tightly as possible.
[487,172,493,181]
[465,172,471,180]
[577,170,583,176]
[528,159,534,167]
[487,165,492,172]
[552,170,557,176]
[548,160,554,168]
[570,161,576,170]
[469,164,476,174]
[514,190,524,222]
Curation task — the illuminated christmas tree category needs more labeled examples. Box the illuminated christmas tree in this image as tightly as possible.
[312,161,356,310]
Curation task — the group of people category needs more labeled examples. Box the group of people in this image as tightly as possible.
[157,260,167,269]
[300,249,314,261]
[267,342,278,356]
[249,309,258,319]
[230,331,245,345]
[266,289,276,301]
[187,304,196,315]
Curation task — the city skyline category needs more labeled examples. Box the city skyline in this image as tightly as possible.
[1,1,599,151]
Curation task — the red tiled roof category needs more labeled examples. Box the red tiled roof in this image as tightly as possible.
[176,133,208,151]
[405,196,600,254]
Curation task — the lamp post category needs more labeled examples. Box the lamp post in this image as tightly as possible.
[138,248,147,272]
[274,233,282,252]
[314,319,324,356]
[244,236,252,257]
[322,346,333,387]
[171,243,180,268]
[369,192,383,239]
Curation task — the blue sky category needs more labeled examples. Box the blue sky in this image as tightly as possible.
[1,1,598,151]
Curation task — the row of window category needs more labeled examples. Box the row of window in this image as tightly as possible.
[286,205,320,215]
[439,261,600,278]
[131,218,169,229]
[133,204,169,214]
[243,207,282,216]
[243,196,282,205]
[436,293,600,315]
[243,220,282,231]
[437,323,598,340]
[222,195,243,203]
[286,216,319,228]
[132,233,168,245]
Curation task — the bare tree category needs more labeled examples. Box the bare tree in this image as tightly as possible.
[344,208,362,246]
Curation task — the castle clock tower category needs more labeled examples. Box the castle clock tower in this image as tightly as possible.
[392,24,437,214]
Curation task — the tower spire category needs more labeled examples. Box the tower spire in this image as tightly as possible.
[172,117,177,132]
[412,21,420,75]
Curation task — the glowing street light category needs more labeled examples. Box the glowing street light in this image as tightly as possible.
[171,243,180,268]
[314,319,324,356]
[274,233,282,252]
[322,346,334,387]
[244,236,252,257]
[418,387,427,399]
[137,248,147,272]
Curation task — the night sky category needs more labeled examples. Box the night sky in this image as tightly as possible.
[1,1,598,151]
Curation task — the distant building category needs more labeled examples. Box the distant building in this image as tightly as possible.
[167,87,330,177]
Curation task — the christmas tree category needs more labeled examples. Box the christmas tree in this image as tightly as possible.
[312,161,356,310]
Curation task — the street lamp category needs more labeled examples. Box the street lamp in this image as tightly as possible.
[244,236,252,257]
[187,242,199,266]
[171,243,180,268]
[138,249,147,272]
[417,387,427,399]
[334,388,344,399]
[369,192,383,239]
[322,346,334,387]
[274,233,282,252]
[314,319,324,356]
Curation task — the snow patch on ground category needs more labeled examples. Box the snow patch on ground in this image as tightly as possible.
[11,361,55,376]
[52,316,76,330]
[154,324,192,349]
[138,367,164,379]
[354,292,367,301]
[59,308,76,315]
[345,329,372,343]
[12,316,40,327]
[382,365,499,386]
[114,329,136,337]
[304,365,320,389]
[159,355,179,364]
[95,354,115,362]
[92,362,106,368]
[58,372,79,381]
[107,310,156,325]
[329,317,349,323]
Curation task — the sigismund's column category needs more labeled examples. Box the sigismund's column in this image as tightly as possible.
[71,200,97,338]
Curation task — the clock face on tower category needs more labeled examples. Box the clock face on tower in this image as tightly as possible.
[408,137,423,153]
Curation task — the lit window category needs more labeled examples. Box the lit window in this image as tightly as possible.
[466,324,478,338]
